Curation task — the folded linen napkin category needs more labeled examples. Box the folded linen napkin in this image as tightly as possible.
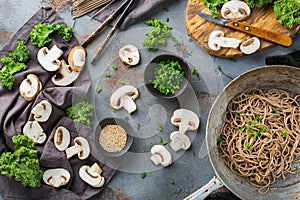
[0,7,115,200]
[89,0,172,29]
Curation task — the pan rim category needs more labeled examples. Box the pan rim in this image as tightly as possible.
[205,65,300,200]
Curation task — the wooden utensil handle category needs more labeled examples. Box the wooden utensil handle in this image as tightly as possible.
[225,21,292,47]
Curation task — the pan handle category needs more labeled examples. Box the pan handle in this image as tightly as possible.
[183,176,224,200]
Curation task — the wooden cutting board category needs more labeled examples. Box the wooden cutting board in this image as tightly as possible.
[185,0,300,58]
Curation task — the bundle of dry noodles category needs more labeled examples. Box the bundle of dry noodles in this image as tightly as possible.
[219,88,300,194]
[72,0,114,18]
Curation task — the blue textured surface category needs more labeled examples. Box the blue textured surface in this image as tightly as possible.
[0,0,299,199]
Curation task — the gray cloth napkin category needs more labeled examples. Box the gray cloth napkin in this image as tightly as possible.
[0,7,115,200]
[89,0,172,29]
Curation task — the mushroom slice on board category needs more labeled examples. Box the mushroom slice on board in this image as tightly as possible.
[31,100,52,122]
[119,45,140,66]
[240,37,260,55]
[43,168,70,188]
[221,0,251,21]
[23,120,46,144]
[169,131,191,152]
[150,145,172,167]
[19,74,42,101]
[65,136,90,160]
[110,85,139,114]
[54,126,71,151]
[79,163,105,188]
[171,109,200,134]
[208,30,241,51]
[68,46,86,72]
[37,45,63,72]
[52,60,80,86]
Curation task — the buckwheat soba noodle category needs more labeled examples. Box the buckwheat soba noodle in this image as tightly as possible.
[219,88,300,194]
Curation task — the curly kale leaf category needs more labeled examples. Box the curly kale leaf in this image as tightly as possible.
[0,56,27,89]
[30,23,73,48]
[201,0,228,18]
[274,0,300,28]
[0,135,43,187]
[66,97,94,127]
[55,24,73,41]
[244,0,275,8]
[9,41,30,63]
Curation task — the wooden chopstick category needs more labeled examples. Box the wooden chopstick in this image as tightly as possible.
[91,0,134,63]
[80,0,131,47]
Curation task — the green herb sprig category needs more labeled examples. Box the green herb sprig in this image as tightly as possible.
[66,97,93,127]
[143,18,171,51]
[153,60,184,95]
[244,142,254,151]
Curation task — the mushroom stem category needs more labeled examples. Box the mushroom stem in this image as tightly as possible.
[150,145,172,167]
[150,153,163,165]
[169,131,191,152]
[170,140,184,152]
[121,96,137,114]
[91,163,102,174]
[65,144,83,159]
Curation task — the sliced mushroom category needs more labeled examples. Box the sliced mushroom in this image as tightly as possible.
[19,74,42,101]
[54,126,71,151]
[23,120,46,144]
[79,163,105,188]
[43,168,70,188]
[52,59,80,86]
[208,30,241,51]
[169,131,191,152]
[221,0,251,21]
[31,100,52,122]
[119,45,140,66]
[171,109,200,133]
[37,45,63,71]
[150,145,172,167]
[110,85,139,114]
[68,46,86,72]
[240,37,260,55]
[65,136,90,160]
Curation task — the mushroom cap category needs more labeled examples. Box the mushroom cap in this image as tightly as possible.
[68,46,86,72]
[43,168,70,188]
[119,45,140,66]
[150,145,172,167]
[31,100,52,122]
[109,85,139,114]
[221,0,251,21]
[54,126,71,151]
[169,131,191,152]
[208,30,224,51]
[240,37,260,55]
[19,74,42,101]
[23,120,46,144]
[37,45,63,72]
[52,59,80,86]
[208,30,241,51]
[171,108,200,133]
[79,164,105,188]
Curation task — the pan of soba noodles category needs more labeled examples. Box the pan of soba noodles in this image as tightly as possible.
[186,65,300,200]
